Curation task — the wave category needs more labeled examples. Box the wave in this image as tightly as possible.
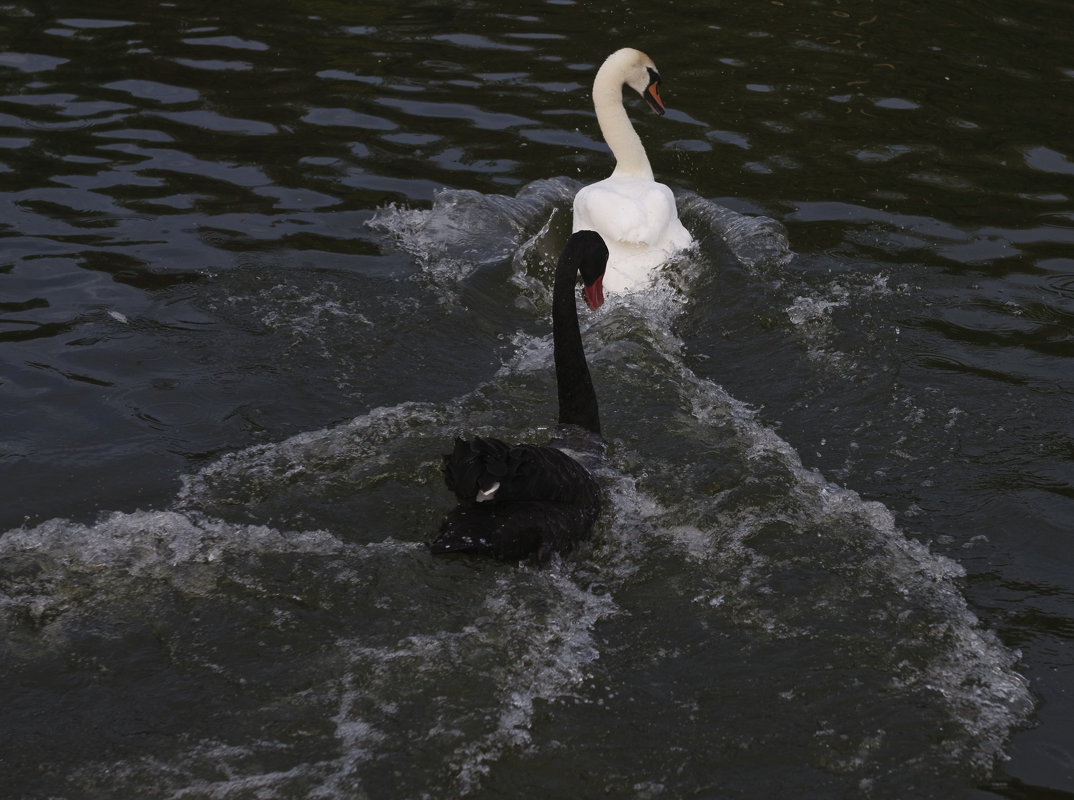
[366,177,793,288]
[0,181,1032,798]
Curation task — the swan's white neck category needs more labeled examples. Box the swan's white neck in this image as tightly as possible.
[592,54,654,181]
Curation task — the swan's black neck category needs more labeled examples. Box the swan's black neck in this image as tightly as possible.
[553,240,601,437]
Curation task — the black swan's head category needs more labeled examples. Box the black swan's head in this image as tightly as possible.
[567,229,609,310]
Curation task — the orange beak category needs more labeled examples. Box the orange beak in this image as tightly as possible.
[644,75,666,116]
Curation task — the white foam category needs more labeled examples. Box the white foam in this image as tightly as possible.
[365,178,580,287]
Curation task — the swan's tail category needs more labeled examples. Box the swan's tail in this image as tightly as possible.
[440,437,516,506]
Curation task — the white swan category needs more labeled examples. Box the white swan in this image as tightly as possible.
[572,47,694,293]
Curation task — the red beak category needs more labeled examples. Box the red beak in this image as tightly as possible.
[583,276,605,310]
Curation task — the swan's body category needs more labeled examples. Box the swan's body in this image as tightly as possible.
[572,48,693,293]
[429,230,608,563]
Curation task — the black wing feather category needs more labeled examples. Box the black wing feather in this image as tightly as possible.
[442,436,599,509]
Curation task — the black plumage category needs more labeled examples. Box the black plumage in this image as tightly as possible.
[429,230,608,563]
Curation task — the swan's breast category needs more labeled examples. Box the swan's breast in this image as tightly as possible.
[573,177,679,245]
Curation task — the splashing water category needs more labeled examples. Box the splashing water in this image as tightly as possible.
[1,180,1032,798]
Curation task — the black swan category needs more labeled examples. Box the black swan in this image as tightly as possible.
[428,230,608,563]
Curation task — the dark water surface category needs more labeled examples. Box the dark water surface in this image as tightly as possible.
[2,0,1074,797]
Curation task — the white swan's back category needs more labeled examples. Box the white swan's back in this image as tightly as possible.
[572,47,694,292]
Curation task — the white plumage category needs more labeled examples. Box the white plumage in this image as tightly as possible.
[572,48,693,293]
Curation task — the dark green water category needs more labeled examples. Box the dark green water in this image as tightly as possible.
[2,0,1073,797]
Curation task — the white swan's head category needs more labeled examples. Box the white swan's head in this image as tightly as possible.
[600,48,666,116]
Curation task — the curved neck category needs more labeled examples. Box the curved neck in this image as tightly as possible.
[593,62,654,180]
[553,260,601,436]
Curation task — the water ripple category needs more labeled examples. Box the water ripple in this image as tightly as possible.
[0,52,68,72]
[104,79,200,104]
